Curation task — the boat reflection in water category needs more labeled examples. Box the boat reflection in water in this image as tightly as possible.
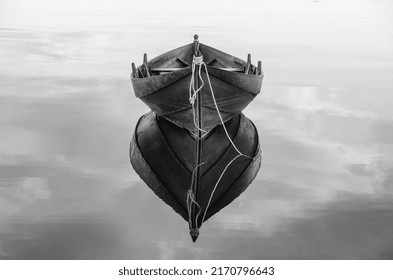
[130,112,261,242]
[129,35,263,242]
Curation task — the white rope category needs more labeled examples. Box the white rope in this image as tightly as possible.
[200,58,256,225]
[187,54,257,228]
[186,161,205,229]
[187,190,201,228]
[200,153,243,224]
[202,62,254,159]
[186,55,206,231]
[189,55,207,134]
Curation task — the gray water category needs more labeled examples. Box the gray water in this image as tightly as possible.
[1,0,393,259]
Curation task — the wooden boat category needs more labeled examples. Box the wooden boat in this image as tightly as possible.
[130,35,263,133]
[129,111,261,242]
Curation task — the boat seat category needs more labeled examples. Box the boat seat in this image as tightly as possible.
[151,68,183,72]
[151,67,243,73]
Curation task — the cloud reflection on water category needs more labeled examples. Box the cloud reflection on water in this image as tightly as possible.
[1,0,393,259]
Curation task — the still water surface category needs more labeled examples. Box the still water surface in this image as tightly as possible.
[1,0,393,259]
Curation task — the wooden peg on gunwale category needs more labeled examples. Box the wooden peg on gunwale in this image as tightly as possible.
[258,61,262,74]
[194,34,200,56]
[143,53,151,77]
[131,62,139,78]
[245,54,251,74]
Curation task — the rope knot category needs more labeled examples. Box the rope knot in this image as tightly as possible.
[193,55,203,65]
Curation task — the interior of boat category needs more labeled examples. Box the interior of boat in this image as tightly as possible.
[132,43,262,78]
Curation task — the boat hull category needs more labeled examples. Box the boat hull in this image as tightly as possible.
[131,42,263,133]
